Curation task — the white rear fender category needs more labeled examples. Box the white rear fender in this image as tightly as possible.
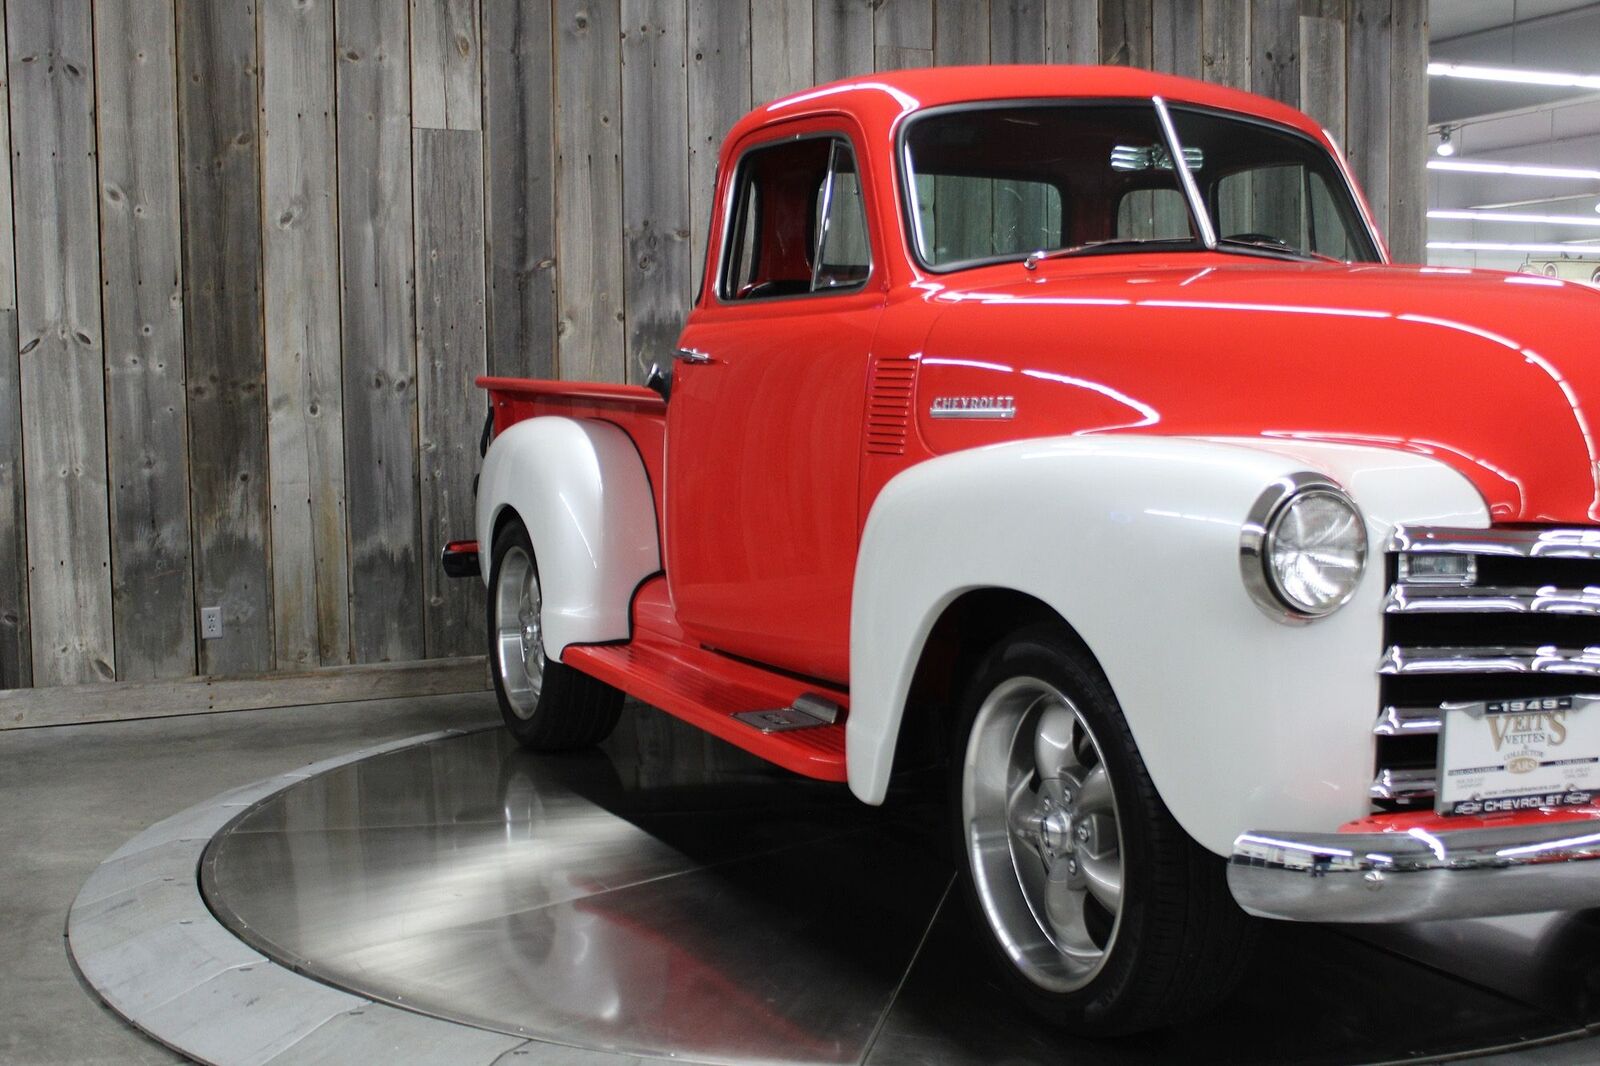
[475,417,661,659]
[847,436,1488,855]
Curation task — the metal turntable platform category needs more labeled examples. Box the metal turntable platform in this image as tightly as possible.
[72,705,1600,1064]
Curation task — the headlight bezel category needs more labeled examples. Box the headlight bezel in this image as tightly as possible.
[1239,472,1368,623]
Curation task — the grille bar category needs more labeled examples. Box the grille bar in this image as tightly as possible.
[1373,705,1442,736]
[1371,767,1437,803]
[1391,525,1600,559]
[1385,585,1600,615]
[1379,645,1600,676]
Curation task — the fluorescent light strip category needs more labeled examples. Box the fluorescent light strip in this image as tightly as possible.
[1429,159,1600,181]
[1428,62,1600,92]
[1428,241,1600,256]
[1428,209,1600,228]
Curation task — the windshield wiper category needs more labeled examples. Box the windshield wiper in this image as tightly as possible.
[1023,237,1197,270]
[1215,236,1342,264]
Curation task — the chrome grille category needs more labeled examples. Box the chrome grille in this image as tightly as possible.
[1373,525,1600,811]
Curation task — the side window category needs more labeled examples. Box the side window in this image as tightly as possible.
[910,173,1063,265]
[814,144,870,289]
[719,135,872,301]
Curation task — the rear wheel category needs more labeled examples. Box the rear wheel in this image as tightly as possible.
[953,623,1257,1034]
[488,520,623,750]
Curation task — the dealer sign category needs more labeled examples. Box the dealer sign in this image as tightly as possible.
[1438,696,1600,816]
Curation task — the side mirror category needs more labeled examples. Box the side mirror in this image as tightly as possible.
[645,361,672,403]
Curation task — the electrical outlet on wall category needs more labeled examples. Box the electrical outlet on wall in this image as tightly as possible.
[201,607,224,640]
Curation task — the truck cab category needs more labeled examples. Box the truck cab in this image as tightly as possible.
[454,66,1600,1033]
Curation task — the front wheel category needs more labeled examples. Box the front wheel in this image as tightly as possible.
[953,624,1256,1034]
[488,520,623,750]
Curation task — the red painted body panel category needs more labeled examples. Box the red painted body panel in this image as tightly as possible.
[563,578,848,780]
[1340,807,1600,836]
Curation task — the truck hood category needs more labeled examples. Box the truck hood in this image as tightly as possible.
[915,260,1600,524]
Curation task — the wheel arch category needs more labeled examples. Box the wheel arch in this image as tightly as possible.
[846,434,1489,856]
[475,416,661,661]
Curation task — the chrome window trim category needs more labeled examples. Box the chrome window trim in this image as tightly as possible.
[713,128,875,306]
[1238,471,1366,624]
[1152,95,1216,249]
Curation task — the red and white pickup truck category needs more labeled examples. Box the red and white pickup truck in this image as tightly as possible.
[446,66,1600,1032]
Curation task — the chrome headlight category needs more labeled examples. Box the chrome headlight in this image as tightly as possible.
[1240,473,1367,621]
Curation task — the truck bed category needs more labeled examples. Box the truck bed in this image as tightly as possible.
[479,375,667,529]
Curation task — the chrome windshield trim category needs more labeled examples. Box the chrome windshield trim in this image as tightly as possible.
[1384,584,1600,614]
[1390,524,1600,559]
[1378,645,1600,676]
[1369,767,1436,801]
[1373,705,1442,736]
[1152,95,1217,250]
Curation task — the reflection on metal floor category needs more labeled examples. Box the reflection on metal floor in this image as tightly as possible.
[202,708,1600,1065]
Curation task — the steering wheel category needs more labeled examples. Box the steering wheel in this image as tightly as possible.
[1223,232,1296,251]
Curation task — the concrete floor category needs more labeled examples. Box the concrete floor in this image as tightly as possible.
[0,691,501,1066]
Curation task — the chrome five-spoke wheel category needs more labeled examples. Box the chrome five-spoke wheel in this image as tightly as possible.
[493,545,546,720]
[963,675,1124,994]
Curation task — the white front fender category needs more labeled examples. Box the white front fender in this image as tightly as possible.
[475,417,660,660]
[847,436,1487,855]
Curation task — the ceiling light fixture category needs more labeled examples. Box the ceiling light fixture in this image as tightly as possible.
[1429,159,1600,181]
[1427,240,1600,255]
[1428,209,1600,227]
[1427,62,1600,92]
[1435,128,1456,157]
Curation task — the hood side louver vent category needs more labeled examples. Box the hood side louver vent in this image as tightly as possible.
[866,357,916,456]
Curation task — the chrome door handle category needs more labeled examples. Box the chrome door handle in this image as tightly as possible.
[674,347,715,365]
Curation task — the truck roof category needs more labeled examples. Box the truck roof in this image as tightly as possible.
[735,64,1326,146]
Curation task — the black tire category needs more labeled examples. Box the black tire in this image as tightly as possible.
[487,519,624,751]
[950,622,1257,1034]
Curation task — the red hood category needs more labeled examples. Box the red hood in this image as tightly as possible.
[916,258,1600,524]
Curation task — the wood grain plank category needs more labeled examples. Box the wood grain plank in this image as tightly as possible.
[1201,0,1251,88]
[1046,0,1099,64]
[177,0,273,676]
[1152,0,1202,77]
[336,0,424,664]
[554,0,625,382]
[814,0,875,81]
[414,128,487,657]
[688,0,748,323]
[991,0,1045,62]
[8,0,115,686]
[752,0,813,104]
[1250,0,1298,105]
[482,0,556,379]
[1345,0,1390,235]
[92,0,194,680]
[1298,10,1346,144]
[622,0,691,385]
[1098,0,1152,67]
[1387,0,1427,264]
[409,0,480,130]
[935,0,988,65]
[0,0,30,689]
[260,0,349,670]
[0,656,489,728]
[875,0,933,69]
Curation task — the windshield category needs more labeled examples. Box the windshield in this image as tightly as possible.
[900,101,1380,271]
[1167,106,1380,263]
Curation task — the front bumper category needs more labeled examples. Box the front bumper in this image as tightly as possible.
[1228,816,1600,923]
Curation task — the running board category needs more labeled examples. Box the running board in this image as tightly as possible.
[562,640,848,781]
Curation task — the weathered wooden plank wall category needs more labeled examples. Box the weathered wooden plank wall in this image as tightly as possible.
[0,0,1432,691]
[0,0,30,689]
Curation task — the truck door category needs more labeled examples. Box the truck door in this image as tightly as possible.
[664,126,883,685]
